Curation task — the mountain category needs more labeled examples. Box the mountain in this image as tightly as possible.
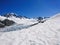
[0,13,47,25]
[4,13,17,17]
[0,13,38,28]
[0,13,60,45]
[3,13,28,19]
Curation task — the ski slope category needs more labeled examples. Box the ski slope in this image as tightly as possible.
[0,13,60,45]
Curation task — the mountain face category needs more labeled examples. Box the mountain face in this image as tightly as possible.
[0,13,46,28]
[3,13,28,18]
[4,13,17,17]
[0,22,5,28]
[0,13,60,45]
[0,13,38,28]
[0,19,15,28]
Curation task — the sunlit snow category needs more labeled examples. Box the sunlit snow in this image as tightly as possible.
[0,13,60,45]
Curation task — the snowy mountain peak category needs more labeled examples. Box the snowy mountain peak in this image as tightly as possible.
[3,13,28,19]
[4,13,17,17]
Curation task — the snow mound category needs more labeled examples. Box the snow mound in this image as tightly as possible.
[0,13,60,45]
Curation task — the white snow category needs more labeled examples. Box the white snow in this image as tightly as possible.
[0,16,7,21]
[7,16,38,25]
[0,13,60,45]
[0,15,38,25]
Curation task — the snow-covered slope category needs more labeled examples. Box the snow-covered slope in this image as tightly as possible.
[0,13,60,45]
[0,15,37,25]
[8,17,37,25]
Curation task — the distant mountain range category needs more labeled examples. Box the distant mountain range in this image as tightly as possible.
[3,13,28,18]
[0,13,60,45]
[0,13,50,28]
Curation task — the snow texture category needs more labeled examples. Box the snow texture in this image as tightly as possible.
[0,13,60,45]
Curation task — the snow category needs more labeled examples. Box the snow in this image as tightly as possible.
[0,15,38,25]
[0,13,60,45]
[0,16,7,21]
[7,16,38,25]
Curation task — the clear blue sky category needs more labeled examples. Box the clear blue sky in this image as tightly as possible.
[0,0,60,17]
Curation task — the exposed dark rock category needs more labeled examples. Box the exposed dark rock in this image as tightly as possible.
[0,20,2,23]
[2,19,15,26]
[4,13,17,17]
[37,17,43,23]
[0,22,5,28]
[3,13,29,19]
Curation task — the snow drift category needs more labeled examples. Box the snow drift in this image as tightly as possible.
[0,13,60,45]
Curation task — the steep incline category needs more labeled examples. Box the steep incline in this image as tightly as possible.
[0,13,60,45]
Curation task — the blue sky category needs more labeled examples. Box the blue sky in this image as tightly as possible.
[0,0,60,17]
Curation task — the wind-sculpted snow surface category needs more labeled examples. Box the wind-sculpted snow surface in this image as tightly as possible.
[0,13,60,45]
